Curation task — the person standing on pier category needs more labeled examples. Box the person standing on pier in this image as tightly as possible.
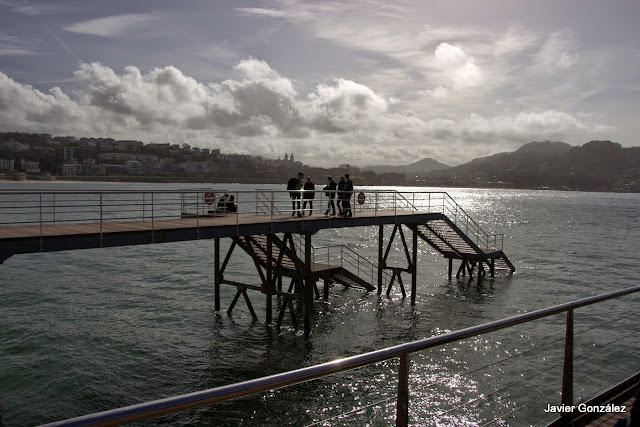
[341,173,354,217]
[323,176,337,215]
[302,176,315,215]
[336,176,346,216]
[287,172,304,217]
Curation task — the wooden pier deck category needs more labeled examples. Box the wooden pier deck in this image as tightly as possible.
[0,210,443,262]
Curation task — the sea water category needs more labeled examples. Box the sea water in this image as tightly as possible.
[0,182,638,426]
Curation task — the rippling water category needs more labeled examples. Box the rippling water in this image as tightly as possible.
[0,183,638,426]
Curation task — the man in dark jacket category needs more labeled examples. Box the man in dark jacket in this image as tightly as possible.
[336,176,346,216]
[342,173,354,217]
[302,176,315,215]
[287,172,304,217]
[323,176,337,215]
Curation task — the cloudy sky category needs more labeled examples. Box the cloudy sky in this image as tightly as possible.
[1,0,639,166]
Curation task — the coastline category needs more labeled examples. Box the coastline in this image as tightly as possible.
[1,175,639,193]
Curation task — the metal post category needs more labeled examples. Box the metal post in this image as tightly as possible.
[561,309,574,425]
[99,193,104,248]
[214,238,221,312]
[270,191,274,231]
[375,191,379,219]
[304,233,313,336]
[394,192,397,217]
[411,226,417,305]
[151,193,155,243]
[196,193,200,239]
[266,234,273,324]
[396,354,410,427]
[378,225,384,295]
[39,193,43,252]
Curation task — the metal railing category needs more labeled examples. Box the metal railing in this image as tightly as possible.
[42,285,640,427]
[0,189,503,250]
[313,243,393,287]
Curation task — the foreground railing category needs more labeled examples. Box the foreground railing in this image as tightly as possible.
[0,189,503,250]
[42,286,639,427]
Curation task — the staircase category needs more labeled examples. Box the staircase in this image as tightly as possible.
[416,218,515,272]
[234,234,376,292]
[330,269,376,291]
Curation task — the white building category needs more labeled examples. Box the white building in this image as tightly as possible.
[98,164,125,175]
[63,147,74,161]
[124,160,142,175]
[62,163,83,176]
[178,161,200,174]
[3,139,29,152]
[0,158,14,171]
[20,159,41,173]
[201,161,215,174]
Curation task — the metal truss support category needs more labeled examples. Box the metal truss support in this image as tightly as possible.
[379,224,418,303]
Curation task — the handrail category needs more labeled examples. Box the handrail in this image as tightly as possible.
[0,189,504,250]
[313,243,393,287]
[41,285,640,427]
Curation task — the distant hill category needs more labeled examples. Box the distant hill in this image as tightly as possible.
[426,140,640,192]
[363,157,450,175]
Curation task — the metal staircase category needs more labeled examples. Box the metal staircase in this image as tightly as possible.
[234,234,376,292]
[416,218,515,273]
[330,269,376,291]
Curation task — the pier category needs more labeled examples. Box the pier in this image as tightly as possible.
[0,189,514,335]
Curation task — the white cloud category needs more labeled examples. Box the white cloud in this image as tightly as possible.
[452,62,483,90]
[305,79,389,132]
[1,0,59,16]
[64,13,163,38]
[0,59,612,167]
[493,26,539,56]
[0,33,38,56]
[235,7,301,18]
[535,30,578,72]
[431,42,484,92]
[434,43,468,66]
[418,86,448,99]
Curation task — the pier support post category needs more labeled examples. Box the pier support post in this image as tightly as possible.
[266,234,273,324]
[304,233,313,336]
[378,225,384,295]
[214,238,221,312]
[411,226,417,305]
[448,257,453,280]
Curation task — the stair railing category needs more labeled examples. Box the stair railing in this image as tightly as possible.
[440,193,504,251]
[313,244,392,288]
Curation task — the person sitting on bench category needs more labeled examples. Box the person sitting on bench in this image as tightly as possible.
[226,195,237,213]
